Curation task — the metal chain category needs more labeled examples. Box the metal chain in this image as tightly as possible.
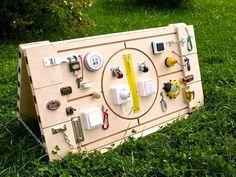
[18,117,44,147]
[62,131,76,150]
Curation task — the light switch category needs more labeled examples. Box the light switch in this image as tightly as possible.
[138,78,156,97]
[82,107,103,130]
[152,41,165,54]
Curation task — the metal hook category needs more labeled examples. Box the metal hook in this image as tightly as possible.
[185,28,193,52]
[102,105,109,130]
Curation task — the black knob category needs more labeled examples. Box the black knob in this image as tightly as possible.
[143,66,149,73]
[164,83,171,92]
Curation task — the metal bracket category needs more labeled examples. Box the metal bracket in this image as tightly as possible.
[43,54,78,67]
[52,124,67,134]
[72,117,84,143]
[166,38,185,47]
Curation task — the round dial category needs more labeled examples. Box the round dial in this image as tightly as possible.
[84,52,103,71]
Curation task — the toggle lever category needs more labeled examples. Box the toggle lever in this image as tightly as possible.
[111,67,123,79]
[138,61,149,73]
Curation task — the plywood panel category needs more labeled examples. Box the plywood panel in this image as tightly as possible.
[18,49,37,120]
[139,71,188,124]
[182,53,202,83]
[25,46,62,89]
[69,97,138,145]
[34,84,70,128]
[126,33,183,76]
[102,48,158,119]
[58,43,125,100]
[86,108,189,151]
[170,24,197,55]
[18,23,204,161]
[54,27,176,52]
[186,81,204,112]
[18,55,37,118]
[43,121,77,160]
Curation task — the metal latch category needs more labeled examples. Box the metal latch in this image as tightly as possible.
[61,86,72,96]
[72,117,84,143]
[43,54,78,67]
[52,124,67,134]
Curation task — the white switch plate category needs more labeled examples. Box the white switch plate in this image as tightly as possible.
[82,107,103,130]
[111,85,131,105]
[138,78,156,97]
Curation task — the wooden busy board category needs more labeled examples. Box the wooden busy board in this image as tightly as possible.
[17,23,204,161]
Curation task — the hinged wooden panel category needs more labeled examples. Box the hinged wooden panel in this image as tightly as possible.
[18,23,204,161]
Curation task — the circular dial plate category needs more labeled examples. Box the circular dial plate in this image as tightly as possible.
[102,49,158,119]
[85,52,103,71]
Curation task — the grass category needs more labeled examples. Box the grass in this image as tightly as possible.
[0,0,236,176]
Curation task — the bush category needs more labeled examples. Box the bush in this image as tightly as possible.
[0,0,93,40]
[137,0,190,8]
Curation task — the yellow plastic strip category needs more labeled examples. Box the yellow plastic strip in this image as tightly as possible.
[123,54,140,113]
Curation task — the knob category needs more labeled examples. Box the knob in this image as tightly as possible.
[142,65,149,72]
[165,57,177,67]
[111,67,123,79]
[138,62,149,73]
[163,83,171,92]
[120,89,131,100]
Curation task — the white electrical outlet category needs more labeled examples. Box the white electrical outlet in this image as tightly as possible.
[82,107,103,130]
[84,52,103,71]
[111,85,131,105]
[138,78,156,97]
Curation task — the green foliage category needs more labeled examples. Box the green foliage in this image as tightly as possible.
[0,0,92,40]
[137,0,191,8]
[0,0,236,176]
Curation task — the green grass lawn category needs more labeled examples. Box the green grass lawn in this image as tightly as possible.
[0,0,235,176]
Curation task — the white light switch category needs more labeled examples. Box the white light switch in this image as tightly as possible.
[111,85,131,105]
[138,78,156,97]
[82,107,103,130]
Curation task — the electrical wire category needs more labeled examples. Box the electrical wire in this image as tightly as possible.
[73,55,84,81]
[78,55,84,82]
[121,104,133,116]
[172,51,190,66]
